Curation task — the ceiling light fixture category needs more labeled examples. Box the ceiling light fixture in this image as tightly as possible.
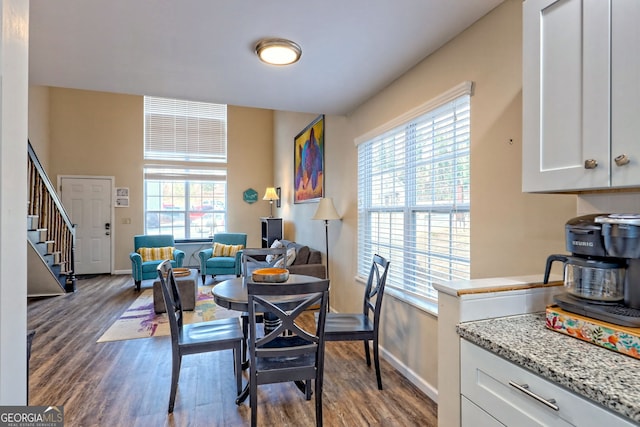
[255,38,302,66]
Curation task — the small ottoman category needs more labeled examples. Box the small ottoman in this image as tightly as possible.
[153,268,199,313]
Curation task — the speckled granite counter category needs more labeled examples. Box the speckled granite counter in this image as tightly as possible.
[457,312,640,424]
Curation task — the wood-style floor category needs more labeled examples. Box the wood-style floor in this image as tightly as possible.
[27,274,437,426]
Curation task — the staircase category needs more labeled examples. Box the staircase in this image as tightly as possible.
[27,141,76,297]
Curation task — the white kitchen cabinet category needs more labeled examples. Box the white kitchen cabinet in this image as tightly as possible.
[522,0,640,192]
[460,339,636,427]
[611,0,640,187]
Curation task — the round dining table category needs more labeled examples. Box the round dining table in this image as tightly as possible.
[212,273,324,312]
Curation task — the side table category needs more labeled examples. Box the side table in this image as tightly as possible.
[153,268,199,313]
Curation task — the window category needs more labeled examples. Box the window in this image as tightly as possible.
[144,96,227,162]
[144,97,228,239]
[356,82,472,302]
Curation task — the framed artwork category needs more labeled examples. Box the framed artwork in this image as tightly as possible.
[276,187,282,208]
[294,114,325,203]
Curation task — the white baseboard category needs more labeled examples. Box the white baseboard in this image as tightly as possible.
[379,344,439,404]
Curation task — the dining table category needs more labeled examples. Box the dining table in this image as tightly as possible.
[212,273,324,404]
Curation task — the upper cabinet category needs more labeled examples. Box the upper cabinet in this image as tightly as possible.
[523,0,640,192]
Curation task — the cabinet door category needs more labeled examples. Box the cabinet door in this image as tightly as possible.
[462,397,505,427]
[523,0,610,191]
[611,0,640,187]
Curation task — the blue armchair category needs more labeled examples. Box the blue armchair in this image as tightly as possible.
[130,235,185,291]
[198,233,247,284]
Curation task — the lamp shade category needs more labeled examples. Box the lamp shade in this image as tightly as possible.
[263,187,279,201]
[312,198,340,221]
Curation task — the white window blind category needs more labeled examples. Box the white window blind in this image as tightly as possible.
[144,96,227,162]
[357,84,471,301]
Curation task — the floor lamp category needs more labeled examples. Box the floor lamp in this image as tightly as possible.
[312,198,341,309]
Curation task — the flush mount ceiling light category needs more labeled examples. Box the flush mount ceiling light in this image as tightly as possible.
[255,38,302,66]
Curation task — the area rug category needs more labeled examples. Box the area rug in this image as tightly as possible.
[97,285,238,343]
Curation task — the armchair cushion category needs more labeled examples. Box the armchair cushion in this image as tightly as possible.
[137,246,175,262]
[212,242,244,258]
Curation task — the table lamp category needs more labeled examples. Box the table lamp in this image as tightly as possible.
[263,187,279,218]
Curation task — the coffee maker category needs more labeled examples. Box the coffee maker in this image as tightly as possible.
[544,214,640,327]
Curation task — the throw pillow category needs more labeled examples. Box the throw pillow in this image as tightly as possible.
[265,239,283,264]
[137,246,174,262]
[292,246,310,265]
[274,247,297,268]
[212,242,244,258]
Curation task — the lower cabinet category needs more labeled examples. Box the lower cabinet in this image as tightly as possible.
[460,340,635,427]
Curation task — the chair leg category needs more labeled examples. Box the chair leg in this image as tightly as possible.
[241,314,249,370]
[363,339,371,366]
[168,354,182,413]
[305,380,312,400]
[373,338,382,390]
[135,280,141,292]
[201,275,206,285]
[315,378,323,427]
[234,345,242,396]
[250,374,258,427]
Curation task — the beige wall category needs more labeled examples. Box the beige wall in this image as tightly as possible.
[28,85,50,170]
[273,0,576,394]
[29,87,275,272]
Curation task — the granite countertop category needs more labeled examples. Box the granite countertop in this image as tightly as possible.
[457,312,640,423]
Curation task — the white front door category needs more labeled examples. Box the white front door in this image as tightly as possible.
[60,177,112,275]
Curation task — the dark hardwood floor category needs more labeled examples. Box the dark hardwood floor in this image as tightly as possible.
[27,274,437,426]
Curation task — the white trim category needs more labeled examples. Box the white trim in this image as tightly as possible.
[379,344,439,404]
[354,81,474,146]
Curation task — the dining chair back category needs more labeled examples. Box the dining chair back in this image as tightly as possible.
[157,260,244,413]
[239,246,289,361]
[320,254,390,389]
[241,247,287,278]
[246,278,330,427]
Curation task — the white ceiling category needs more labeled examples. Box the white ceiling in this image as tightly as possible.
[29,0,504,116]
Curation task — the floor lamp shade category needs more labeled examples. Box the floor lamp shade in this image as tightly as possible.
[312,198,340,221]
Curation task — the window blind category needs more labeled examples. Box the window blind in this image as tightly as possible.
[357,87,471,301]
[144,96,227,162]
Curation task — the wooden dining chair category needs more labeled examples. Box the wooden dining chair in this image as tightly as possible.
[239,247,288,364]
[156,260,244,413]
[245,278,330,427]
[320,254,390,390]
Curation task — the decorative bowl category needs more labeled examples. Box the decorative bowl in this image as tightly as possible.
[252,268,289,283]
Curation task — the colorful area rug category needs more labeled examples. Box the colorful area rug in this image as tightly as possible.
[97,285,238,343]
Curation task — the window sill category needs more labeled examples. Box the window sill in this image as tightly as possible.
[354,276,438,317]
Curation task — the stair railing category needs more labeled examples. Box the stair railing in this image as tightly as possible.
[27,140,75,289]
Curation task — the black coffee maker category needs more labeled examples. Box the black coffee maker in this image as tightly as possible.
[544,214,640,327]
